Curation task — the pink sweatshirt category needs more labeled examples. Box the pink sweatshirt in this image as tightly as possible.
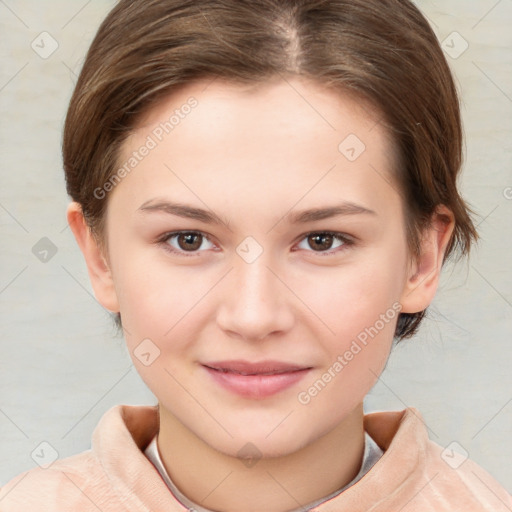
[1,404,510,511]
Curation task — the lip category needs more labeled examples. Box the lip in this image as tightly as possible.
[201,360,312,399]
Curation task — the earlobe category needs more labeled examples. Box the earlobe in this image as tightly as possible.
[399,205,455,314]
[66,202,120,313]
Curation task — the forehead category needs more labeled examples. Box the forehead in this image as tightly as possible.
[137,76,387,145]
[111,76,401,224]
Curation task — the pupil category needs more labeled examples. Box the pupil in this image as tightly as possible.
[310,234,332,251]
[179,233,201,251]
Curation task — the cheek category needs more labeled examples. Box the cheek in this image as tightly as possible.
[112,255,207,397]
[294,273,401,425]
[297,248,405,389]
[304,250,405,339]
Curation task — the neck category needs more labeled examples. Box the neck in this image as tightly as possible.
[157,403,365,512]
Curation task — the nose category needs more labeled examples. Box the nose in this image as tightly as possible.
[216,253,295,342]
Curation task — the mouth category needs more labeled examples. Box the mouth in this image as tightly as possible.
[201,360,312,399]
[202,360,311,375]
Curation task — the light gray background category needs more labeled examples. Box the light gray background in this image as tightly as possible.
[1,0,511,493]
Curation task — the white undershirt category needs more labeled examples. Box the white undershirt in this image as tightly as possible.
[144,431,383,511]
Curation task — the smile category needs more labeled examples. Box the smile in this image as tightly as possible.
[201,360,312,399]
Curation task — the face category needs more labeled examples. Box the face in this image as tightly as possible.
[100,76,415,457]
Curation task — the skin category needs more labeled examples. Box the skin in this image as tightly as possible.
[68,76,454,512]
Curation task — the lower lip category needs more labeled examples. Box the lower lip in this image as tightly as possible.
[202,366,311,399]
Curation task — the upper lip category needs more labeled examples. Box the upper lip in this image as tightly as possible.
[202,360,311,376]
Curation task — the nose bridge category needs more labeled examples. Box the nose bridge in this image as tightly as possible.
[232,234,280,299]
[234,251,275,303]
[216,246,293,340]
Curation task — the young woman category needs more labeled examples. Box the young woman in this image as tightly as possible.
[1,0,510,510]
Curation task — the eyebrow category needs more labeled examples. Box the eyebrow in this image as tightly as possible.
[137,199,377,226]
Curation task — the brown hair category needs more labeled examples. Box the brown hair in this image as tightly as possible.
[62,0,478,340]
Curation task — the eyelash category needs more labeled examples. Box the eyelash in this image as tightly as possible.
[156,230,355,258]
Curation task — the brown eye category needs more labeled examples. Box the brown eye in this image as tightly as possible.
[307,233,335,251]
[160,231,215,256]
[295,232,353,255]
[176,232,203,251]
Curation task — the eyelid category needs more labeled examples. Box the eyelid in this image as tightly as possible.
[157,229,355,257]
[157,230,217,257]
[292,231,355,255]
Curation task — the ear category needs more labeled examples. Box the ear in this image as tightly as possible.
[399,205,455,313]
[66,202,120,312]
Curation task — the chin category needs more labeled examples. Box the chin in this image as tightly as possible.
[195,413,324,460]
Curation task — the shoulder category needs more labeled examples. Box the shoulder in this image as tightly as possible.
[0,404,160,511]
[420,436,512,511]
[362,407,512,511]
[0,450,112,511]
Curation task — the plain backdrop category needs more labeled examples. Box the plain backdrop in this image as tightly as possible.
[1,0,511,492]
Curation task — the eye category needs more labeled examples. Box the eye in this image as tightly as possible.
[158,231,216,256]
[294,231,354,255]
[157,230,354,258]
